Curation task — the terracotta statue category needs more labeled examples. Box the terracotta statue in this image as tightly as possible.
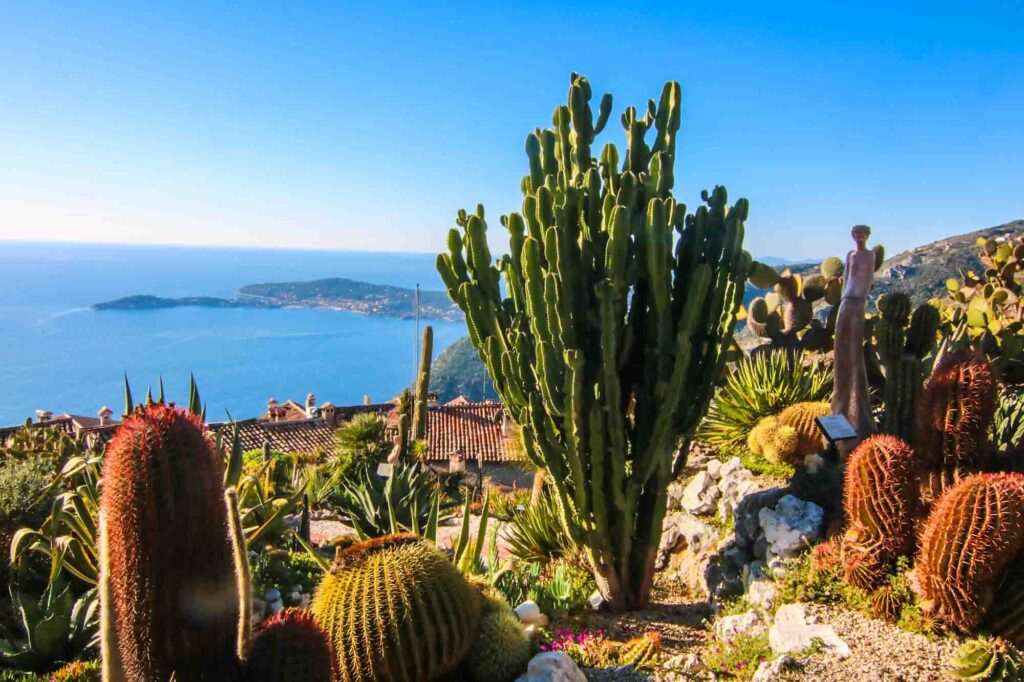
[831,224,876,445]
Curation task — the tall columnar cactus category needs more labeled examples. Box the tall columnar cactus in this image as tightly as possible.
[917,473,1024,637]
[244,609,335,682]
[311,534,483,681]
[436,73,752,611]
[413,325,433,441]
[841,435,917,590]
[875,293,940,442]
[916,349,999,506]
[99,403,240,681]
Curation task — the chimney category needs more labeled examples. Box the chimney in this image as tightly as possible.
[35,409,52,423]
[427,391,440,408]
[267,398,279,422]
[98,406,113,427]
[305,393,316,418]
[321,402,337,427]
[363,394,371,406]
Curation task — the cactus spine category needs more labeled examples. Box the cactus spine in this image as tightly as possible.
[311,534,483,681]
[464,585,533,682]
[437,73,752,611]
[875,293,940,442]
[100,403,240,681]
[916,349,999,506]
[244,609,335,682]
[413,325,433,441]
[841,435,917,590]
[917,473,1024,636]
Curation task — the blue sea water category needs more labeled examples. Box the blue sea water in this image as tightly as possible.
[0,241,466,426]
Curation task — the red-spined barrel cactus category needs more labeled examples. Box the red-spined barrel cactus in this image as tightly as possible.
[245,608,334,682]
[841,435,917,590]
[100,403,239,681]
[311,533,483,682]
[917,349,998,506]
[917,473,1024,636]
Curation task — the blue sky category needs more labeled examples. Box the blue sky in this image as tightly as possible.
[1,2,1021,260]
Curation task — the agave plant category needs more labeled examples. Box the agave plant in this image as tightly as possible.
[0,580,97,674]
[699,349,833,454]
[992,387,1024,452]
[503,492,575,564]
[333,462,453,540]
[10,453,102,587]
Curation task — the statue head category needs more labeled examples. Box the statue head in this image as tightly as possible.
[851,224,871,248]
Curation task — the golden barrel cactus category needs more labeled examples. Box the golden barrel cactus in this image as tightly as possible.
[311,534,483,682]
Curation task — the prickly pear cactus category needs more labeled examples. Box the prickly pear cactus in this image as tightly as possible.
[245,609,334,682]
[942,233,1024,384]
[100,403,239,681]
[917,473,1024,637]
[916,349,999,506]
[311,534,482,682]
[841,435,917,590]
[948,637,1024,681]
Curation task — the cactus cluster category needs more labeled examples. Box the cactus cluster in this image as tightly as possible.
[98,403,335,682]
[747,402,829,464]
[436,73,752,611]
[948,637,1024,681]
[917,473,1024,638]
[840,435,917,590]
[311,533,483,681]
[874,293,941,442]
[942,234,1024,383]
[916,349,999,506]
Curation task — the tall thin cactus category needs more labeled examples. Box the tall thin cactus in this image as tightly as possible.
[412,325,433,441]
[437,73,752,611]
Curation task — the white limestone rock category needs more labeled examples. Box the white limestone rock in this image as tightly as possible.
[758,495,824,562]
[516,652,587,682]
[769,604,851,659]
[681,470,719,515]
[714,611,763,640]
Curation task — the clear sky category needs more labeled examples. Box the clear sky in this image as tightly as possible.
[1,1,1021,260]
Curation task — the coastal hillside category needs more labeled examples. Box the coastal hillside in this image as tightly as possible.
[785,219,1024,303]
[430,336,494,402]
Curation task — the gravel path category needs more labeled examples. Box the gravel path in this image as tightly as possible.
[796,604,961,682]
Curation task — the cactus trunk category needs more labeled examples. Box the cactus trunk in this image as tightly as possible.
[437,74,751,611]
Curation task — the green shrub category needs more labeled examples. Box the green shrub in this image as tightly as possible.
[0,457,57,561]
[251,549,324,606]
[699,350,833,456]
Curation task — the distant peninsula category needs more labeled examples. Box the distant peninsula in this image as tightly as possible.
[93,278,462,321]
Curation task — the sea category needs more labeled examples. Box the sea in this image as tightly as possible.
[0,241,467,426]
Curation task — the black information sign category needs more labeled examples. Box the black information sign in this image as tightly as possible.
[815,414,859,444]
